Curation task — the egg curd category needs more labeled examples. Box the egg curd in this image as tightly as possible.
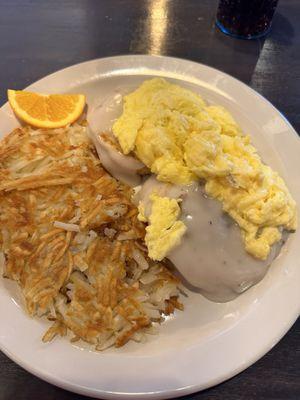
[113,78,297,261]
[138,194,187,261]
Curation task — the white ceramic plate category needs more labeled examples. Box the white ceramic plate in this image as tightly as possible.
[0,55,299,399]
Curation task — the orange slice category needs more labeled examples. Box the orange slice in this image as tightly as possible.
[7,90,86,128]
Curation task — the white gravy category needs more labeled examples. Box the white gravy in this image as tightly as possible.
[87,96,284,303]
[136,177,283,302]
[87,93,144,187]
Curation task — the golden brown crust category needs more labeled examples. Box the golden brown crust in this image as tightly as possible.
[0,124,182,349]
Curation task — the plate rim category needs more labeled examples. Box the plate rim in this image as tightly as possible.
[16,53,300,140]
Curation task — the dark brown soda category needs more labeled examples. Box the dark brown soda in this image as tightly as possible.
[216,0,279,39]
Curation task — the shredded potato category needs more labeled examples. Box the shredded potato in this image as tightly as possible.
[0,123,182,349]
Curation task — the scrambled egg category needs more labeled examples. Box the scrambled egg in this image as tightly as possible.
[113,78,297,260]
[138,193,186,261]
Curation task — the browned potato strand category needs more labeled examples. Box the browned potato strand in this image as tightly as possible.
[0,123,182,350]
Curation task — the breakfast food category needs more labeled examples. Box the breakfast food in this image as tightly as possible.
[135,176,285,301]
[112,78,297,261]
[8,90,86,128]
[0,123,182,349]
[0,78,297,349]
[89,78,297,301]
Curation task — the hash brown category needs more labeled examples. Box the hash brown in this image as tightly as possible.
[0,123,182,349]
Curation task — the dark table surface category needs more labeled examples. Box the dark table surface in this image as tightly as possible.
[0,0,299,399]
